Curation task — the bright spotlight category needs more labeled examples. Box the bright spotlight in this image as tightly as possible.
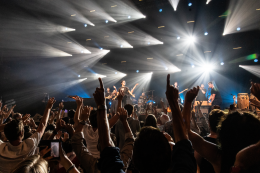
[142,16,146,18]
[254,59,258,62]
[120,45,123,48]
[65,28,67,30]
[148,42,150,45]
[150,72,153,74]
[128,16,131,19]
[201,64,214,72]
[177,36,180,40]
[81,51,83,53]
[105,20,108,23]
[188,3,192,6]
[237,27,241,31]
[115,72,118,74]
[223,33,226,36]
[165,67,168,70]
[187,36,196,43]
[204,32,208,36]
[192,65,195,68]
[136,70,139,73]
[84,24,87,27]
[220,62,224,65]
[159,9,162,12]
[100,48,103,50]
[78,75,81,77]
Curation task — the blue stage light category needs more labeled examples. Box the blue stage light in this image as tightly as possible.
[237,27,241,31]
[128,16,131,19]
[188,3,192,6]
[192,65,195,68]
[254,59,258,62]
[159,9,162,12]
[136,70,139,73]
[78,75,80,77]
[177,36,180,39]
[100,48,103,50]
[105,20,108,23]
[84,24,87,27]
[204,32,208,36]
[220,62,224,65]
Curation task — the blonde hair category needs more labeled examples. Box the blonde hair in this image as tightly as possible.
[11,155,48,173]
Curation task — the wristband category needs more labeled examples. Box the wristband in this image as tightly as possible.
[97,105,107,110]
[66,164,75,173]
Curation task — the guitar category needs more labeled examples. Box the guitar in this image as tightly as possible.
[179,88,188,94]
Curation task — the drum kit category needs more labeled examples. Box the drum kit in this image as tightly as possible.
[135,90,156,114]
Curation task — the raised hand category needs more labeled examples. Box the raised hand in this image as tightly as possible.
[165,74,179,104]
[40,146,53,161]
[46,97,56,109]
[185,87,200,103]
[81,105,91,121]
[61,132,69,142]
[93,78,106,106]
[119,107,127,122]
[251,82,260,101]
[56,119,66,132]
[73,96,83,107]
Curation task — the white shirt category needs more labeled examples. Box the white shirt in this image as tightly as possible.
[83,124,100,159]
[0,132,41,173]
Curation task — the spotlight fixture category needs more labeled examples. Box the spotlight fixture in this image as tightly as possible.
[128,16,131,19]
[165,67,168,70]
[188,3,192,6]
[187,36,196,43]
[220,62,224,65]
[78,75,81,77]
[100,48,103,50]
[84,24,87,27]
[143,16,146,18]
[120,45,123,48]
[192,65,195,68]
[237,27,241,31]
[204,32,208,36]
[115,72,118,74]
[148,42,150,45]
[136,70,139,73]
[177,36,180,40]
[254,59,258,62]
[159,9,162,12]
[105,20,108,23]
[81,51,83,53]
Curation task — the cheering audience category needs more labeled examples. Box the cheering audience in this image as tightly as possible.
[0,76,260,173]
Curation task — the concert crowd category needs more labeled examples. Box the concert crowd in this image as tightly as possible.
[1,74,260,173]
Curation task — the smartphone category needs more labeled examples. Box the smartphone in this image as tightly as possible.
[39,140,60,159]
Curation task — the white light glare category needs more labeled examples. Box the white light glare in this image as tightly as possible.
[115,72,118,74]
[187,36,196,43]
[220,62,224,65]
[100,48,103,50]
[120,45,124,48]
[78,75,81,77]
[201,64,214,72]
[177,37,180,40]
[204,32,208,36]
[206,0,211,4]
[136,70,139,73]
[84,24,87,27]
[105,20,108,23]
[188,3,192,6]
[128,16,131,19]
[165,67,168,70]
[192,65,195,68]
[237,27,241,31]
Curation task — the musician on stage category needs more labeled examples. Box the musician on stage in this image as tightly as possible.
[115,80,137,106]
[208,81,222,107]
[174,82,178,89]
[197,84,207,101]
[139,92,147,100]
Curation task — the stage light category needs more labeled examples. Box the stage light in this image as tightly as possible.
[81,51,83,53]
[105,20,108,23]
[159,9,162,12]
[220,62,224,65]
[237,27,241,31]
[136,70,139,73]
[128,16,131,19]
[177,36,180,40]
[201,64,214,72]
[223,33,226,36]
[150,72,153,74]
[142,16,146,18]
[254,59,258,62]
[188,3,192,6]
[120,45,123,48]
[84,24,87,27]
[187,36,196,43]
[115,72,118,74]
[78,75,81,77]
[100,48,103,50]
[192,65,195,68]
[148,42,150,45]
[65,28,67,30]
[204,32,208,36]
[165,67,168,70]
